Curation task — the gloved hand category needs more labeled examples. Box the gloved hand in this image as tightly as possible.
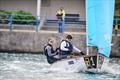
[80,51,85,55]
[55,48,60,52]
[55,48,60,55]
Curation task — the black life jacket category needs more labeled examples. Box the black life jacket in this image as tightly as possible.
[44,44,58,64]
[44,44,54,58]
[60,40,73,55]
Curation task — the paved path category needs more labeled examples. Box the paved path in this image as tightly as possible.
[1,29,120,36]
[0,29,86,35]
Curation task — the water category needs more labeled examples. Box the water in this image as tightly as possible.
[0,53,120,80]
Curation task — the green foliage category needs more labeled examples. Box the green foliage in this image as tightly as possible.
[0,10,11,24]
[0,10,11,14]
[0,10,36,25]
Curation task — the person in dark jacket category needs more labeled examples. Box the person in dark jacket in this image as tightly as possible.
[44,37,59,64]
[59,35,85,59]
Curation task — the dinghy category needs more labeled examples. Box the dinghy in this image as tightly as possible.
[51,0,115,73]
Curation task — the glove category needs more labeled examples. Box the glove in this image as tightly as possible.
[80,51,85,55]
[55,48,60,52]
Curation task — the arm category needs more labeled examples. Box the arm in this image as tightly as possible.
[60,41,69,51]
[62,10,65,20]
[73,46,82,53]
[73,46,85,55]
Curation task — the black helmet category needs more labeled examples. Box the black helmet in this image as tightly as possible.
[66,35,72,39]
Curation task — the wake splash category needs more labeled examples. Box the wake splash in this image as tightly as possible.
[0,53,120,80]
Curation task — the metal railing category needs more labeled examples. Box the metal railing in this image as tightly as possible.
[0,14,86,33]
[114,18,120,26]
[0,14,39,31]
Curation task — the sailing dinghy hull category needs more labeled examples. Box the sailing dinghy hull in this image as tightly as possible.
[51,54,105,73]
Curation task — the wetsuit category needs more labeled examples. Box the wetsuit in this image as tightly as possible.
[44,44,58,64]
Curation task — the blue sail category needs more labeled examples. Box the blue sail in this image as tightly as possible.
[86,0,115,57]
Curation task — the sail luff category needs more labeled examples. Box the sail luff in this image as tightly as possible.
[87,0,97,46]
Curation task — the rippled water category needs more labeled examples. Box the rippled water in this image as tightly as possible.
[0,53,120,80]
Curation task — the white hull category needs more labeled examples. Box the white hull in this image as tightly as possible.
[51,54,108,73]
[51,57,87,73]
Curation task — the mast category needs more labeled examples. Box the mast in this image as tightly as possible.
[86,0,89,55]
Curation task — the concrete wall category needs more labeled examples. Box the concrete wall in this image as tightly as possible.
[0,31,86,53]
[0,31,120,57]
[111,36,120,58]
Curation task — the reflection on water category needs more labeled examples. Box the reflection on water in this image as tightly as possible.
[0,53,120,80]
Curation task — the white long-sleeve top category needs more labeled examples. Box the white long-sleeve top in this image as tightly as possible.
[60,40,82,52]
[73,46,82,53]
[60,41,69,51]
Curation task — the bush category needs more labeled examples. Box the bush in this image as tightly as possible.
[0,10,36,25]
[0,10,11,14]
[12,10,36,25]
[0,10,11,24]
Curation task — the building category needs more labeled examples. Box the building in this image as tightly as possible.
[115,0,120,16]
[0,0,86,20]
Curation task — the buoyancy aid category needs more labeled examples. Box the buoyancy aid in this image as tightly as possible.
[44,44,54,57]
[44,44,58,64]
[60,40,73,55]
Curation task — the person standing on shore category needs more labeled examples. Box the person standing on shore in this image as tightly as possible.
[56,7,65,33]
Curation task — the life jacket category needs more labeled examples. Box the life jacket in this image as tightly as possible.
[44,44,57,64]
[44,44,54,58]
[60,40,73,55]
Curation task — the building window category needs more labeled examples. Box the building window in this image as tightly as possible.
[41,0,51,7]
